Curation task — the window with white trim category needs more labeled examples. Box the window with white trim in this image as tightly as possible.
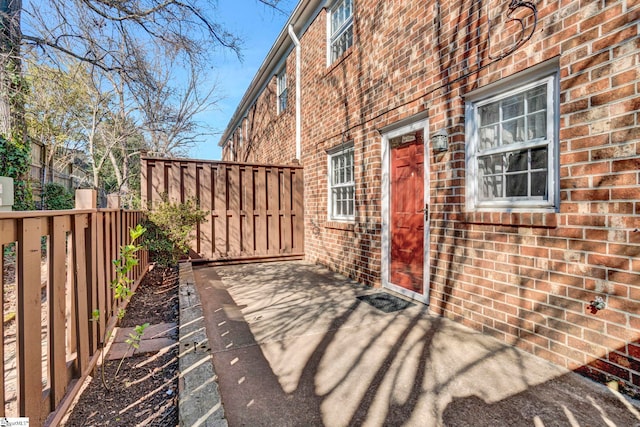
[466,73,558,211]
[277,69,287,114]
[328,0,353,64]
[328,144,355,221]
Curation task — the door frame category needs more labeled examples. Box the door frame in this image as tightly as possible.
[381,116,430,304]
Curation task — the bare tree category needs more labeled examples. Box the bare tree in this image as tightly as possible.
[2,0,286,141]
[135,61,222,157]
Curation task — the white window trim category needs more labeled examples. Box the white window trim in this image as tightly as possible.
[465,63,559,213]
[326,0,353,66]
[277,68,287,114]
[327,143,355,222]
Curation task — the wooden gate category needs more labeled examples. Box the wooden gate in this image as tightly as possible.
[141,157,304,262]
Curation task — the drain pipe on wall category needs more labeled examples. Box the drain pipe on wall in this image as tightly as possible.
[288,24,302,161]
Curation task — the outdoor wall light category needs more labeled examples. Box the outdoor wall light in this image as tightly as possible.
[431,128,449,152]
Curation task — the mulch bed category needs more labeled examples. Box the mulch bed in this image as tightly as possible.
[62,265,180,426]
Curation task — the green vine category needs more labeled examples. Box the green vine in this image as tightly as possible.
[0,133,33,210]
[0,60,33,210]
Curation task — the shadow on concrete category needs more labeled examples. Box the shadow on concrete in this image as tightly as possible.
[193,261,640,427]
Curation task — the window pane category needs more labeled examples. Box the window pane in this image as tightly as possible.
[502,118,525,144]
[507,150,528,172]
[506,173,528,197]
[480,176,502,200]
[526,86,547,112]
[502,94,524,120]
[479,154,503,175]
[531,172,547,197]
[479,102,499,125]
[479,125,499,150]
[531,147,548,169]
[527,112,547,140]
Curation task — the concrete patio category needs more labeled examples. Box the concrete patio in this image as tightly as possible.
[183,261,640,426]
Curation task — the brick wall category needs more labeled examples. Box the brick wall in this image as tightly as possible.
[223,0,640,394]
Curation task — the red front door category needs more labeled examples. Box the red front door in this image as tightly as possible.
[390,132,424,294]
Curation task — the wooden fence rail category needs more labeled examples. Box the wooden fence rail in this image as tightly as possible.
[0,208,148,426]
[141,157,304,262]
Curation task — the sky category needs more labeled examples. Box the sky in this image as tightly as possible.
[188,0,298,160]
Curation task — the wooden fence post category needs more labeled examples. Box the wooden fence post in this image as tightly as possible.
[106,194,121,209]
[75,189,97,210]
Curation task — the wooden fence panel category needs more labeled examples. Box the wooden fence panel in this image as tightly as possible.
[0,208,149,426]
[141,157,304,263]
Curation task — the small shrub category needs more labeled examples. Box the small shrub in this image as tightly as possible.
[42,182,74,210]
[143,197,208,266]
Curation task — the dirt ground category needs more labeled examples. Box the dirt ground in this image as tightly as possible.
[62,265,180,426]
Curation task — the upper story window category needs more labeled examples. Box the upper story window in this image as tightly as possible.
[328,0,353,64]
[277,69,287,114]
[327,143,355,221]
[466,69,558,212]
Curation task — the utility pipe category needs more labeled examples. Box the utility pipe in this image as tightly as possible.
[288,24,302,161]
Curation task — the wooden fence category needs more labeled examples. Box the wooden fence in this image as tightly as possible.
[0,208,148,426]
[141,157,304,262]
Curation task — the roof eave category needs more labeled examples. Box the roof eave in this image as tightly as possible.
[218,0,322,148]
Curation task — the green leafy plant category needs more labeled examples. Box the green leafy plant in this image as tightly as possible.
[143,197,208,266]
[0,133,33,210]
[115,322,149,378]
[93,224,147,390]
[42,182,74,210]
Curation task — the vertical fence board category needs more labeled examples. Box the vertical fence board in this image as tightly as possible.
[87,213,98,354]
[200,165,213,259]
[240,166,253,255]
[104,213,113,318]
[72,215,90,375]
[150,162,163,209]
[214,165,227,257]
[17,218,43,420]
[266,168,279,256]
[293,169,305,251]
[96,213,107,338]
[141,159,149,208]
[66,226,77,366]
[185,163,198,253]
[254,167,267,255]
[185,163,197,201]
[50,216,69,408]
[227,165,241,256]
[168,164,182,203]
[281,169,292,253]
